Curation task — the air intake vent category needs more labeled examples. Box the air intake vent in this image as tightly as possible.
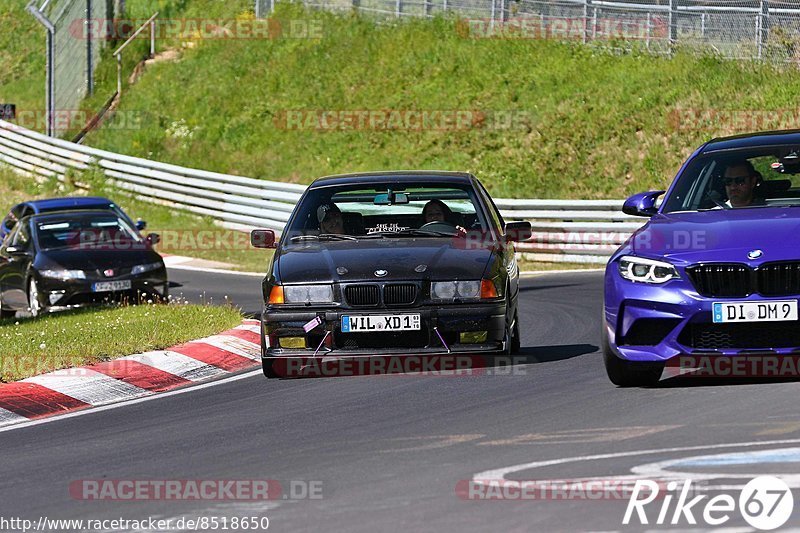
[687,264,751,297]
[345,284,380,306]
[757,262,800,296]
[383,284,417,305]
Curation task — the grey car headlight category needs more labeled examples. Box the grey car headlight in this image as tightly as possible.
[132,262,164,275]
[40,269,86,280]
[284,284,334,303]
[432,280,482,300]
[618,255,680,284]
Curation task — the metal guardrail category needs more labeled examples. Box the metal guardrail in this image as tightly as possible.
[0,119,642,264]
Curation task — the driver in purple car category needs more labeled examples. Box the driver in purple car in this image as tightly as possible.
[723,161,763,208]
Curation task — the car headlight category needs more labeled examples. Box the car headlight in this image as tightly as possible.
[40,269,86,280]
[432,280,483,300]
[132,262,164,275]
[283,284,334,303]
[618,256,680,284]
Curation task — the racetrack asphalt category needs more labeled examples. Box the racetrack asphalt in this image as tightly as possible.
[3,268,800,531]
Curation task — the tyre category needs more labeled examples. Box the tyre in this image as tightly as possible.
[27,278,46,318]
[501,304,521,356]
[261,321,279,378]
[0,297,15,319]
[510,310,521,354]
[602,324,663,387]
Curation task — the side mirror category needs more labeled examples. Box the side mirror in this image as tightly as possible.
[146,233,160,245]
[505,221,532,242]
[251,229,277,249]
[622,191,665,217]
[136,219,148,231]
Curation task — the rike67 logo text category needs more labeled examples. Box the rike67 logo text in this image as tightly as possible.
[624,476,793,530]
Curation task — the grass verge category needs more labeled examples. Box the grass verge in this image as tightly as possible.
[0,303,242,382]
[79,3,800,199]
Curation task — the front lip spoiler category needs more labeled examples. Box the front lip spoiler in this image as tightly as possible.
[263,344,502,358]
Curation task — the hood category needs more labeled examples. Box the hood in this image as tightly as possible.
[632,207,800,264]
[276,238,493,284]
[36,248,163,272]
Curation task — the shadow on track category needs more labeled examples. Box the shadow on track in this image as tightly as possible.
[265,343,598,379]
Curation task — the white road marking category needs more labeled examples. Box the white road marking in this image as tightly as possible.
[472,438,800,487]
[629,447,800,488]
[196,335,261,360]
[0,407,28,424]
[0,370,262,434]
[234,323,261,334]
[24,368,151,405]
[121,351,228,381]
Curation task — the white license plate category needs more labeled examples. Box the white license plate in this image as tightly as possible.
[92,280,132,292]
[341,314,421,333]
[713,300,798,323]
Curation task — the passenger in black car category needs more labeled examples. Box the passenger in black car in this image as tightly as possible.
[317,203,345,234]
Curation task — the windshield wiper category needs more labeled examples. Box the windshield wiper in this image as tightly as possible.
[289,233,357,242]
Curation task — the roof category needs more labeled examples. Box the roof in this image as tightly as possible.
[26,209,122,223]
[702,130,800,153]
[24,196,114,211]
[308,171,476,188]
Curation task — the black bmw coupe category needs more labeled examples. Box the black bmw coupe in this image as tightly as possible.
[252,172,531,378]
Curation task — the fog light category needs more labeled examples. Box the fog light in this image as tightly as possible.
[48,291,66,305]
[279,337,306,349]
[460,331,488,344]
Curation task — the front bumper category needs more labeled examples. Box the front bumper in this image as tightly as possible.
[38,271,168,308]
[605,267,800,362]
[263,302,507,357]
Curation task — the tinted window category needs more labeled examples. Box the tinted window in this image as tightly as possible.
[286,182,487,237]
[663,145,800,212]
[34,214,142,251]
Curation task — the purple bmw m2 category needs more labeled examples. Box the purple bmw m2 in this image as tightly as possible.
[604,131,800,386]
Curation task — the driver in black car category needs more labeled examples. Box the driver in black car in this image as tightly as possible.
[422,199,451,224]
[421,199,467,234]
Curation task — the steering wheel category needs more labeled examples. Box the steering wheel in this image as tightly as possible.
[419,221,460,234]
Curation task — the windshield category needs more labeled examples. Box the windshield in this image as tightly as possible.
[284,182,487,240]
[662,145,800,213]
[34,214,143,251]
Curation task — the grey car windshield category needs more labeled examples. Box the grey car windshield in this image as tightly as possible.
[285,183,488,239]
[34,214,142,251]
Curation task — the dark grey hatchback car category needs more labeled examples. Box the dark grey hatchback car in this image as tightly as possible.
[251,172,531,378]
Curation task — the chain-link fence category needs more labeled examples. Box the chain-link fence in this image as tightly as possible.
[27,0,114,136]
[255,0,800,62]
